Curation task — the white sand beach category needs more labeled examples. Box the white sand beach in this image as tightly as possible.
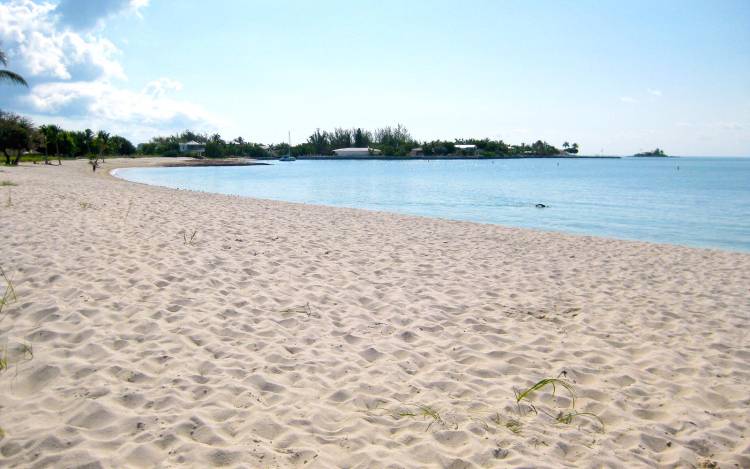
[0,159,748,468]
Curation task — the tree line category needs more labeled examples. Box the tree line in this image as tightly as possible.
[0,110,136,165]
[139,125,579,158]
[1,111,580,166]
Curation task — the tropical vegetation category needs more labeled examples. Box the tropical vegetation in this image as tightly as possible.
[633,148,667,157]
[138,125,580,158]
[0,110,136,166]
[1,109,582,165]
[0,47,27,87]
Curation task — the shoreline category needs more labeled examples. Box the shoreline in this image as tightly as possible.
[1,160,748,468]
[273,155,622,161]
[109,158,746,255]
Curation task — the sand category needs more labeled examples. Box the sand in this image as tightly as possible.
[0,158,748,468]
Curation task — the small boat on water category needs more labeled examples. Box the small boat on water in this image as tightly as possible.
[279,131,296,161]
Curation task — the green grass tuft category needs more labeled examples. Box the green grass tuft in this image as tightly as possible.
[0,266,17,317]
[512,375,605,433]
[182,229,198,246]
[0,180,17,186]
[515,377,576,409]
[397,404,445,430]
[555,411,605,431]
[505,418,523,434]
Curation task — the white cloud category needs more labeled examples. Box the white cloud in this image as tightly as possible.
[143,77,183,98]
[0,0,217,142]
[0,0,124,79]
[26,80,213,124]
[619,96,636,103]
[647,88,662,97]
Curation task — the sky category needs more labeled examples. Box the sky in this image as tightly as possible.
[0,0,749,156]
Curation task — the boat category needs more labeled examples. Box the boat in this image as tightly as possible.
[279,131,296,161]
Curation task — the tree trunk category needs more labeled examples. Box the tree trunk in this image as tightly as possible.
[12,150,22,166]
[3,149,10,166]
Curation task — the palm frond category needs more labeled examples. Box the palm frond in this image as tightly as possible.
[0,70,28,87]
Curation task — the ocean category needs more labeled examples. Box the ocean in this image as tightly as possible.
[114,157,750,252]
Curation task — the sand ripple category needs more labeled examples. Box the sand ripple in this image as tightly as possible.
[0,160,748,468]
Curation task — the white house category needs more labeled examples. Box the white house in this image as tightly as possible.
[455,144,477,154]
[178,141,206,156]
[332,147,382,157]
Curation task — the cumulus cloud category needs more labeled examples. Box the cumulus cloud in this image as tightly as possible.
[0,0,124,79]
[26,79,213,125]
[619,96,636,103]
[647,88,662,97]
[0,0,217,142]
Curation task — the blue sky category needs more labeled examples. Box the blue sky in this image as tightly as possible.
[1,0,749,155]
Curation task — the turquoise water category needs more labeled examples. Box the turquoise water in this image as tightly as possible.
[115,158,750,252]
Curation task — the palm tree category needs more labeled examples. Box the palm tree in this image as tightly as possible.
[95,130,110,156]
[83,129,94,155]
[0,48,28,87]
[40,124,61,164]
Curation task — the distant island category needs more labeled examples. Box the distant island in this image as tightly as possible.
[633,148,668,157]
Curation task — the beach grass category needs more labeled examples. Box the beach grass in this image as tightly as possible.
[515,377,576,409]
[397,404,446,430]
[182,229,198,246]
[555,410,605,430]
[0,265,17,317]
[512,376,606,433]
[504,418,523,434]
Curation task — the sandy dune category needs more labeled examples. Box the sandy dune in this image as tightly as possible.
[0,159,748,468]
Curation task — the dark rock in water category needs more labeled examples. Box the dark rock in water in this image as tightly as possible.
[535,204,548,208]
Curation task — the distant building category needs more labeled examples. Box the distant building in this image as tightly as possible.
[409,147,424,156]
[455,144,477,155]
[178,141,206,156]
[332,147,382,157]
